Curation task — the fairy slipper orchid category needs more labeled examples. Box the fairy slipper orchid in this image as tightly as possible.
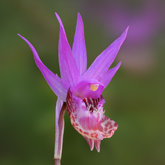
[18,12,128,164]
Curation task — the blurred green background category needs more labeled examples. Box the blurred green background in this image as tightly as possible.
[0,0,165,165]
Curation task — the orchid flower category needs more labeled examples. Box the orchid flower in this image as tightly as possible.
[18,12,128,164]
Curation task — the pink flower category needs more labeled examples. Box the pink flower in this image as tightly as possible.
[18,12,128,160]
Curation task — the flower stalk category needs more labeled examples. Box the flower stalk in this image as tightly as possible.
[54,102,66,165]
[54,159,61,165]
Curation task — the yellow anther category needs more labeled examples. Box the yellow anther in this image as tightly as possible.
[90,84,99,91]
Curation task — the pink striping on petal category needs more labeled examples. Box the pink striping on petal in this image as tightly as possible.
[17,34,67,101]
[84,137,94,151]
[72,13,87,75]
[83,27,129,80]
[99,115,118,138]
[94,140,101,152]
[99,61,121,88]
[55,12,80,87]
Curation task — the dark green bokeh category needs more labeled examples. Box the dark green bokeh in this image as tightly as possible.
[0,0,165,165]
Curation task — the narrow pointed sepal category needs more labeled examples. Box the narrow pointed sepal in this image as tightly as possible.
[72,13,87,74]
[83,26,129,80]
[17,34,67,101]
[84,137,94,151]
[94,140,101,152]
[99,61,121,88]
[55,12,80,86]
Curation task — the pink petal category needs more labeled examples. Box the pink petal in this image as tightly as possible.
[99,61,121,88]
[84,137,94,151]
[71,80,104,99]
[79,115,100,131]
[83,27,128,80]
[94,140,101,152]
[55,12,80,87]
[72,13,87,75]
[17,34,67,101]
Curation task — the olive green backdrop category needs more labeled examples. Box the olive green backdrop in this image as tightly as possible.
[0,0,165,165]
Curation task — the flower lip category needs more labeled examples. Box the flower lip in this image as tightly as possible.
[66,89,118,142]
